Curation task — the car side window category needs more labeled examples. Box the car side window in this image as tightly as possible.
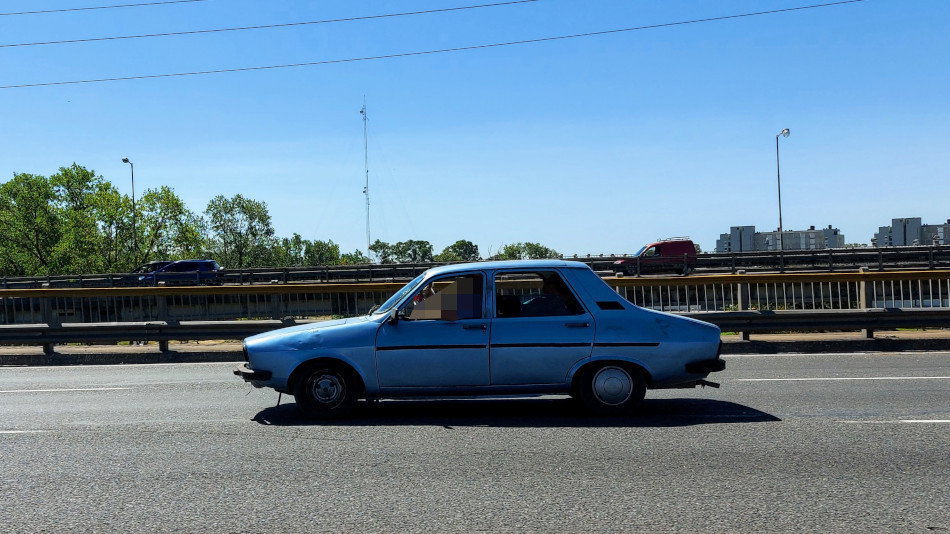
[494,271,584,318]
[165,262,191,272]
[401,274,484,321]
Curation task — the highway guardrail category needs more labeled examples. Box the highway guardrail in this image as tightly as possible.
[2,245,949,289]
[1,270,948,354]
[2,308,947,356]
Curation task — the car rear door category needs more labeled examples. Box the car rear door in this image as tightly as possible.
[489,270,593,385]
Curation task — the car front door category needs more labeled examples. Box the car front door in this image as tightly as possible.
[489,270,594,385]
[375,273,490,387]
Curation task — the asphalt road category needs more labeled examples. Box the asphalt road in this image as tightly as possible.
[2,353,949,532]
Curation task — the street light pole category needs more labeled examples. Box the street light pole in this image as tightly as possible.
[775,128,790,250]
[122,157,135,257]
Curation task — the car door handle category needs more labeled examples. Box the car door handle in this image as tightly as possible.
[463,323,487,331]
[565,322,590,328]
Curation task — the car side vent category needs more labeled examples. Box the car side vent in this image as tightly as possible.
[596,301,625,310]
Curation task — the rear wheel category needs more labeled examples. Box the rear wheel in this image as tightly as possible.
[578,363,646,416]
[293,363,360,419]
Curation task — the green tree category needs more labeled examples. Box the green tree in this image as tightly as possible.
[267,233,306,267]
[392,240,434,263]
[0,164,144,275]
[495,242,560,260]
[435,239,480,262]
[0,173,61,275]
[1,164,203,275]
[135,186,205,266]
[204,194,276,269]
[304,239,341,265]
[88,186,129,272]
[369,239,394,264]
[339,249,370,265]
[50,164,116,272]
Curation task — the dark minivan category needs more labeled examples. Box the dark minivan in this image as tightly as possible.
[135,259,222,286]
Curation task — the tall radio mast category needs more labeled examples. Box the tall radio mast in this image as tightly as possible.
[360,99,370,258]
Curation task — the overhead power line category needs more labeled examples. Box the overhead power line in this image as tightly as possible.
[0,0,867,90]
[1,0,539,48]
[0,0,207,17]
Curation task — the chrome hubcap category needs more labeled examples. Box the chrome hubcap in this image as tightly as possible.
[310,373,344,405]
[592,366,633,406]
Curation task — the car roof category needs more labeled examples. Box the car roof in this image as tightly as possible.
[166,259,218,265]
[423,259,589,278]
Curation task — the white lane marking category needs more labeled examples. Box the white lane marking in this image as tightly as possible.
[900,420,950,423]
[13,361,242,371]
[0,430,50,434]
[722,352,950,358]
[840,420,950,424]
[738,376,950,382]
[0,387,131,394]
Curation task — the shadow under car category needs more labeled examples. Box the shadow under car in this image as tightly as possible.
[251,395,780,428]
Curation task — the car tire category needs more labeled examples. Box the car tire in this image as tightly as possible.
[578,363,646,416]
[293,363,360,419]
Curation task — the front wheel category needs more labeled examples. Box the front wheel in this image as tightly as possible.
[293,363,360,419]
[578,363,646,416]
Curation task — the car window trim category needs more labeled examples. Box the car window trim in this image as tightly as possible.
[491,268,590,318]
[398,271,487,322]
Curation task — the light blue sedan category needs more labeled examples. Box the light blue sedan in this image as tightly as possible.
[235,260,724,418]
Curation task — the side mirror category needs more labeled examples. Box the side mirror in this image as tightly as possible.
[388,308,400,325]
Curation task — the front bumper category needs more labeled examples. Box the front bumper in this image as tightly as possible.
[234,363,272,382]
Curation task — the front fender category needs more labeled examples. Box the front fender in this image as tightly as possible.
[244,317,382,393]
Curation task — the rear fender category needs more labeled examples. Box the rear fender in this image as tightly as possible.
[569,357,654,390]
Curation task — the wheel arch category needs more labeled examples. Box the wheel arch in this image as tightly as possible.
[570,358,654,394]
[288,356,366,398]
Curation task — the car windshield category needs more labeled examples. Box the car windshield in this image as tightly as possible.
[131,262,170,274]
[634,246,648,256]
[372,273,427,316]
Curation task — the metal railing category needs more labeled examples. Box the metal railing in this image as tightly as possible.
[2,245,949,290]
[1,270,948,353]
[0,283,405,325]
[610,270,950,312]
[3,271,949,324]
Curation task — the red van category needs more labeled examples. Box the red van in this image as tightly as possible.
[612,238,697,276]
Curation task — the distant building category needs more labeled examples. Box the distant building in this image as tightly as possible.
[716,225,845,252]
[715,226,756,253]
[873,217,950,246]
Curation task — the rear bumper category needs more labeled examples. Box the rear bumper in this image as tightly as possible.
[234,363,272,382]
[685,358,726,374]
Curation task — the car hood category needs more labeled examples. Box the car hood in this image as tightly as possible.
[246,315,375,344]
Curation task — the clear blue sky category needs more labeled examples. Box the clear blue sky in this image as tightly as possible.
[1,0,947,259]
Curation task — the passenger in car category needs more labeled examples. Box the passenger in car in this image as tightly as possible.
[497,294,522,317]
[521,275,574,317]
